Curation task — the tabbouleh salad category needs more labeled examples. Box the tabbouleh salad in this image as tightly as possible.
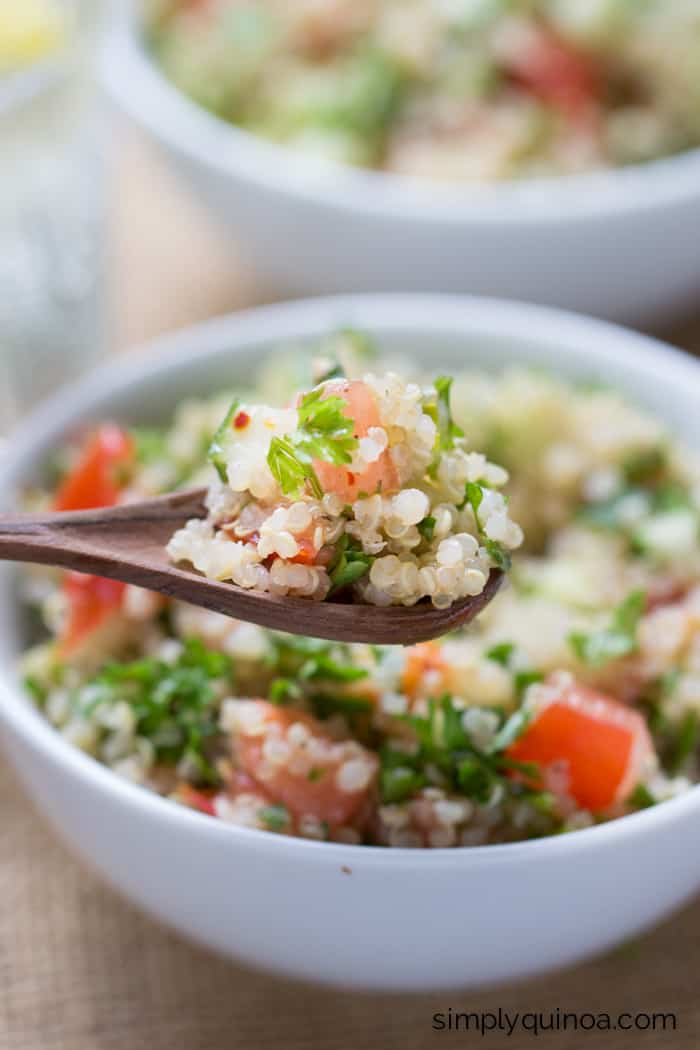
[20,331,700,847]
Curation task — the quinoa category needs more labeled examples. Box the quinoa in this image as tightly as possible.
[166,372,522,608]
[18,331,700,846]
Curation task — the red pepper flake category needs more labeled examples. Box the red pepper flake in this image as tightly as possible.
[233,410,251,430]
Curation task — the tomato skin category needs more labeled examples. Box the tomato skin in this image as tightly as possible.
[506,677,654,813]
[177,784,217,817]
[54,424,134,650]
[60,572,126,654]
[231,700,378,829]
[503,24,599,120]
[53,424,134,512]
[401,642,445,700]
[313,380,399,502]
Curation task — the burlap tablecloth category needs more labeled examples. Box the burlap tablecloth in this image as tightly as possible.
[2,127,700,1050]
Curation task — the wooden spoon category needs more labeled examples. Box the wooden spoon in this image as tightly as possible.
[0,489,503,645]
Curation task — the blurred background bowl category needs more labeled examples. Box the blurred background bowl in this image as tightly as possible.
[102,1,700,325]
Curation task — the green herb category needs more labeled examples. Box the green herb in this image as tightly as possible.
[622,446,667,485]
[417,515,436,542]
[295,386,358,465]
[669,710,699,775]
[268,635,369,684]
[425,375,464,478]
[132,426,167,465]
[309,694,373,720]
[267,435,321,500]
[208,398,240,483]
[23,675,48,705]
[486,641,516,667]
[269,677,302,705]
[513,669,543,697]
[76,638,231,786]
[489,704,533,753]
[486,643,542,699]
[459,481,511,570]
[307,767,326,783]
[629,784,656,810]
[329,534,374,594]
[258,804,290,832]
[380,765,424,803]
[267,385,359,499]
[569,590,646,668]
[398,694,536,806]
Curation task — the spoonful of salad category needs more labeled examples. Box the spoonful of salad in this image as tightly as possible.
[0,371,521,645]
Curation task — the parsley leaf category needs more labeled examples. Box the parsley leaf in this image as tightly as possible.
[258,804,290,832]
[75,639,232,786]
[295,387,358,465]
[461,481,512,572]
[417,515,436,542]
[569,590,646,668]
[208,398,240,483]
[425,375,463,477]
[267,435,322,499]
[267,385,358,499]
[328,534,374,594]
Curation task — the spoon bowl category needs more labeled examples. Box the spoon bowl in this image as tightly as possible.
[0,488,503,644]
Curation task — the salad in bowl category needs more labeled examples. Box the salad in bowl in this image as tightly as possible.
[3,297,700,989]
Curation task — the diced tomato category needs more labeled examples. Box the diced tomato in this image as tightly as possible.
[501,23,599,120]
[177,784,218,817]
[55,425,134,651]
[401,641,446,700]
[60,572,126,654]
[506,677,654,813]
[313,380,399,503]
[53,424,134,512]
[289,536,320,565]
[229,700,378,829]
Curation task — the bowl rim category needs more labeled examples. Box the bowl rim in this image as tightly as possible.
[2,293,700,866]
[101,1,700,227]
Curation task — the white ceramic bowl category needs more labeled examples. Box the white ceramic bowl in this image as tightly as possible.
[101,3,700,324]
[2,295,700,991]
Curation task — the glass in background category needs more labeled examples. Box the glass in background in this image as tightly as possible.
[0,0,107,434]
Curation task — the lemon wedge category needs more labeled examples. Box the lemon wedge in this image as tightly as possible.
[0,0,67,73]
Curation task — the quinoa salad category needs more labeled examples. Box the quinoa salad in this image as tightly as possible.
[166,369,521,607]
[146,1,700,181]
[19,332,700,847]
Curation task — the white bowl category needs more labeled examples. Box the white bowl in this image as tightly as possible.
[2,295,700,991]
[101,3,700,324]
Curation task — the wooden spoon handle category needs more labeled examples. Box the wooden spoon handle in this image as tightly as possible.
[0,488,207,567]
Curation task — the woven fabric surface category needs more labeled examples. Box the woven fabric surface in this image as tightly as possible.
[2,127,700,1049]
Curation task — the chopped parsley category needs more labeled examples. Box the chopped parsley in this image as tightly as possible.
[425,375,464,477]
[569,590,646,668]
[267,635,369,685]
[208,398,240,483]
[378,694,546,809]
[74,639,232,786]
[417,515,436,542]
[258,804,290,832]
[328,534,374,594]
[267,385,358,499]
[460,481,512,572]
[485,641,543,700]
